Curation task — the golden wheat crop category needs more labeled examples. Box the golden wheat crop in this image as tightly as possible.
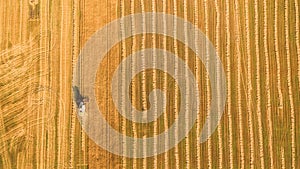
[0,0,299,168]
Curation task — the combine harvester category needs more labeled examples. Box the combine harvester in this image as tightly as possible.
[72,86,88,116]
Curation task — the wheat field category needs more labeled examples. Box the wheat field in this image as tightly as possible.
[0,0,299,168]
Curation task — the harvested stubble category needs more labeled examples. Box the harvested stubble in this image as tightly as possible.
[0,0,299,168]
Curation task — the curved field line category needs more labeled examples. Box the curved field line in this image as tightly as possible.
[263,0,274,167]
[162,0,169,168]
[59,0,75,167]
[254,0,265,167]
[73,0,84,167]
[244,0,255,167]
[38,1,49,167]
[274,0,284,116]
[172,1,180,168]
[150,1,158,168]
[233,1,245,168]
[35,0,49,166]
[225,0,234,167]
[74,0,87,164]
[284,1,296,168]
[214,0,223,168]
[129,0,138,167]
[59,1,65,167]
[204,0,212,168]
[194,0,201,168]
[183,0,191,168]
[274,1,285,167]
[120,0,127,167]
